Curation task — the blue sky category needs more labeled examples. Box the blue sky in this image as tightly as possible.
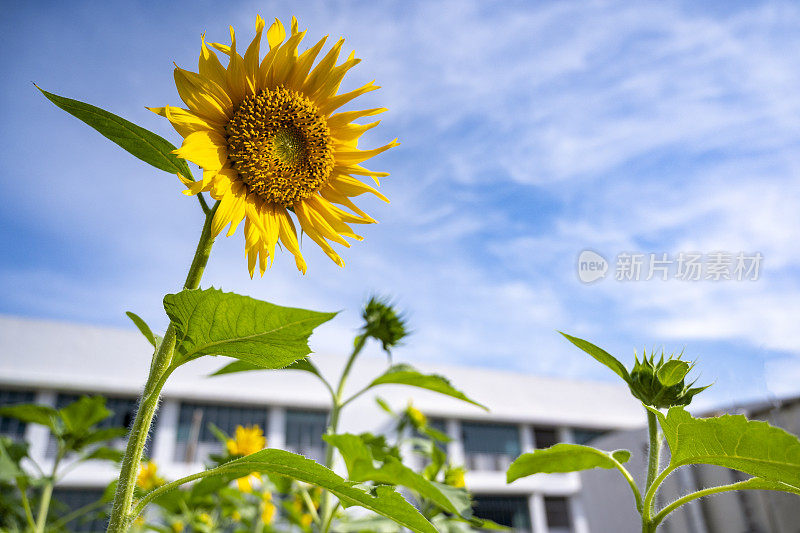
[2,0,800,410]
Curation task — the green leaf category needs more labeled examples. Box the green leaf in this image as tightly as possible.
[324,433,462,516]
[506,443,631,483]
[654,406,800,489]
[36,86,193,181]
[191,449,437,533]
[83,446,124,463]
[559,332,630,382]
[210,356,323,378]
[0,439,25,483]
[126,311,158,348]
[59,396,110,436]
[0,404,59,432]
[735,477,800,496]
[656,360,691,387]
[163,288,336,368]
[367,364,487,410]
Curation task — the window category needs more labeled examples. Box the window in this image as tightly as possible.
[285,409,327,463]
[544,496,572,533]
[571,428,607,445]
[52,487,108,532]
[175,402,268,463]
[461,422,520,471]
[472,495,530,531]
[0,389,35,439]
[47,393,137,458]
[533,426,559,449]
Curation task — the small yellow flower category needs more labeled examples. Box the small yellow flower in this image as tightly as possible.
[406,403,427,429]
[171,521,185,533]
[231,510,241,522]
[226,425,266,456]
[152,15,398,275]
[444,466,466,488]
[300,513,313,528]
[136,461,165,491]
[261,492,276,525]
[198,512,213,525]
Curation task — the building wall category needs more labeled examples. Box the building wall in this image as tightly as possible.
[581,400,800,533]
[0,315,646,532]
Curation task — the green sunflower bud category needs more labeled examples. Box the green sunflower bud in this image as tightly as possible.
[361,295,408,354]
[560,333,711,409]
[627,350,708,408]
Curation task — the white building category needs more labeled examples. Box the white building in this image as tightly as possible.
[0,315,644,532]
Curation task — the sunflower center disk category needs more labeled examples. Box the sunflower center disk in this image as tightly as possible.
[227,86,334,207]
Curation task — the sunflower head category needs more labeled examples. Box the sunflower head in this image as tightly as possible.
[151,16,398,276]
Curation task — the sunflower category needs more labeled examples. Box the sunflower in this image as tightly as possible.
[150,16,398,275]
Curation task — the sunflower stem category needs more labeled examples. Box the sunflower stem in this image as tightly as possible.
[106,201,219,533]
[319,334,367,532]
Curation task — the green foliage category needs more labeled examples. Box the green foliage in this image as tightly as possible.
[560,333,708,408]
[35,86,194,182]
[169,449,439,533]
[211,356,323,379]
[653,406,800,489]
[163,287,336,367]
[126,311,159,348]
[324,433,462,516]
[506,443,631,482]
[368,364,488,410]
[559,332,629,381]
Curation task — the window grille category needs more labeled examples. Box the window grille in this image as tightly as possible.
[174,401,268,463]
[472,494,531,531]
[0,388,35,439]
[544,496,572,533]
[461,422,521,471]
[284,409,327,463]
[52,487,108,532]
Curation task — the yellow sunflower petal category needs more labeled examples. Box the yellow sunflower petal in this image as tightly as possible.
[318,81,380,116]
[327,107,387,130]
[275,208,307,273]
[199,33,228,89]
[268,31,306,86]
[302,38,344,96]
[295,203,345,267]
[267,18,286,49]
[307,194,373,226]
[147,106,225,138]
[313,52,360,101]
[286,36,328,91]
[259,203,280,265]
[211,181,247,237]
[173,67,233,123]
[226,26,247,103]
[174,130,228,171]
[319,186,372,219]
[329,172,389,201]
[295,199,350,247]
[331,120,381,145]
[333,139,399,165]
[243,16,266,95]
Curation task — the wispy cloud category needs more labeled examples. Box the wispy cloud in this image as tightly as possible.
[2,0,799,408]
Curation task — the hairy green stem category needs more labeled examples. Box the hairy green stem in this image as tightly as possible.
[319,334,367,532]
[107,202,218,532]
[641,409,663,532]
[652,479,755,527]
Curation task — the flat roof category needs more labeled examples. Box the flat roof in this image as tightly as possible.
[0,315,644,429]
